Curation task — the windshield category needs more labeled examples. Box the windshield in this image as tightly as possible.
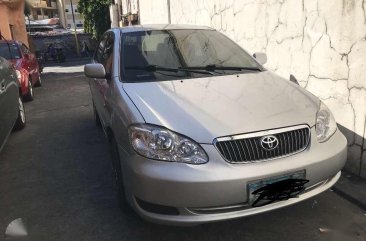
[121,29,261,82]
[0,43,21,60]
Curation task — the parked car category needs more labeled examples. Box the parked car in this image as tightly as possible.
[84,25,347,225]
[0,56,26,152]
[0,41,42,101]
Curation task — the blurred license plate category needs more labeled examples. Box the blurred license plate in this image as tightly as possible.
[248,170,306,206]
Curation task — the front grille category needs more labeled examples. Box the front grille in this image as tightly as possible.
[215,125,310,163]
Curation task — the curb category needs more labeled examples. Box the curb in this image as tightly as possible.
[44,58,91,67]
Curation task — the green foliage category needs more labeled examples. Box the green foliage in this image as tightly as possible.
[78,0,112,40]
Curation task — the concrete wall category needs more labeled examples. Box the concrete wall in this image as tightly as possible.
[57,0,83,29]
[0,0,29,46]
[138,0,366,178]
[139,0,169,24]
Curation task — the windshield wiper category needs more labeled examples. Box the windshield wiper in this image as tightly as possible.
[183,64,262,72]
[125,65,214,75]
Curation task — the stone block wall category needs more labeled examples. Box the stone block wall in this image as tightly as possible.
[139,0,366,178]
[31,34,96,59]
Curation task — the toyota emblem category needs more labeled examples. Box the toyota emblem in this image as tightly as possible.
[260,135,279,151]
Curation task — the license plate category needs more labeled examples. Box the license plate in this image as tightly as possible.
[248,170,306,207]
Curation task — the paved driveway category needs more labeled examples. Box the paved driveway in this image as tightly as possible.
[0,62,365,241]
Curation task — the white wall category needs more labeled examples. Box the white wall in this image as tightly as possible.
[139,0,169,24]
[139,0,366,178]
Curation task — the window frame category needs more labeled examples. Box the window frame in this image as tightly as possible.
[94,31,115,77]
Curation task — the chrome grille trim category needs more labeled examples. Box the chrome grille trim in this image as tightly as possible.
[214,125,311,163]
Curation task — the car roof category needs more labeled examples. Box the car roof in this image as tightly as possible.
[116,24,215,33]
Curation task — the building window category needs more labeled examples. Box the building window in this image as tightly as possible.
[9,25,14,39]
[65,9,69,12]
[37,10,42,15]
[74,9,78,12]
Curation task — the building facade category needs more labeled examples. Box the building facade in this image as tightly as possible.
[56,0,83,29]
[0,0,28,46]
[137,0,366,178]
[28,0,58,20]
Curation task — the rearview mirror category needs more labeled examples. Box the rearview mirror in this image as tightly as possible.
[84,64,106,79]
[253,52,267,65]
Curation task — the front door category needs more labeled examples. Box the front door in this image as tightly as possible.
[90,32,115,127]
[0,58,19,151]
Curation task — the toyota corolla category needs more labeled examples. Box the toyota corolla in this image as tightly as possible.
[84,25,347,225]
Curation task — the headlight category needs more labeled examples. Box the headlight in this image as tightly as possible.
[316,101,337,142]
[129,124,208,164]
[15,70,22,81]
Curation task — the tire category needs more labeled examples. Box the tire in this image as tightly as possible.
[34,75,42,87]
[23,79,34,101]
[93,102,102,128]
[13,97,26,131]
[110,137,131,212]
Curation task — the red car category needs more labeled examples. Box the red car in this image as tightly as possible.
[0,40,41,101]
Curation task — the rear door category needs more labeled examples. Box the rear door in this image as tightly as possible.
[20,44,37,82]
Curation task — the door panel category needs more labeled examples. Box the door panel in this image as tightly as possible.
[0,58,19,150]
[97,33,115,124]
[91,34,109,125]
[20,44,36,83]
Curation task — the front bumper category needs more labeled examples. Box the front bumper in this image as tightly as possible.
[119,128,347,225]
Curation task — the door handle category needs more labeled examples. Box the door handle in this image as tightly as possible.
[0,80,5,92]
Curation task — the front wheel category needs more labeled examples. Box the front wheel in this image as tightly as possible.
[23,79,34,101]
[110,137,132,212]
[13,97,26,131]
[34,75,42,87]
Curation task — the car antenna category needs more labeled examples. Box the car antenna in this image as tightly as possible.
[0,31,14,60]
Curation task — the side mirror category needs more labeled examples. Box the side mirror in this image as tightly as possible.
[253,52,267,65]
[84,63,106,79]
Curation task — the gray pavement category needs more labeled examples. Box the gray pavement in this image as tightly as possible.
[0,63,365,241]
[333,172,366,211]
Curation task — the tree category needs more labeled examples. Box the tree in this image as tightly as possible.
[24,1,31,17]
[78,0,112,40]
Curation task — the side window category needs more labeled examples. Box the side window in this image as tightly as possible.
[94,34,108,63]
[102,33,114,75]
[21,44,30,55]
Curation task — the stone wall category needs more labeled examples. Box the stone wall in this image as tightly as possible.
[30,33,96,59]
[138,0,366,178]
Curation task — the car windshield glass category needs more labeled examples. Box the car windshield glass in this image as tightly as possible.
[0,43,21,60]
[121,29,262,82]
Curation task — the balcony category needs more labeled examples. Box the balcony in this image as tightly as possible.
[30,0,57,10]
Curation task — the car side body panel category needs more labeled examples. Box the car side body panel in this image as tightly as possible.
[0,57,20,152]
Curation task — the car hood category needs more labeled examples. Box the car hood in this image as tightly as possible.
[123,71,320,143]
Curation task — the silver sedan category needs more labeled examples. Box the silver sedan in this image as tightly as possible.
[84,25,347,225]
